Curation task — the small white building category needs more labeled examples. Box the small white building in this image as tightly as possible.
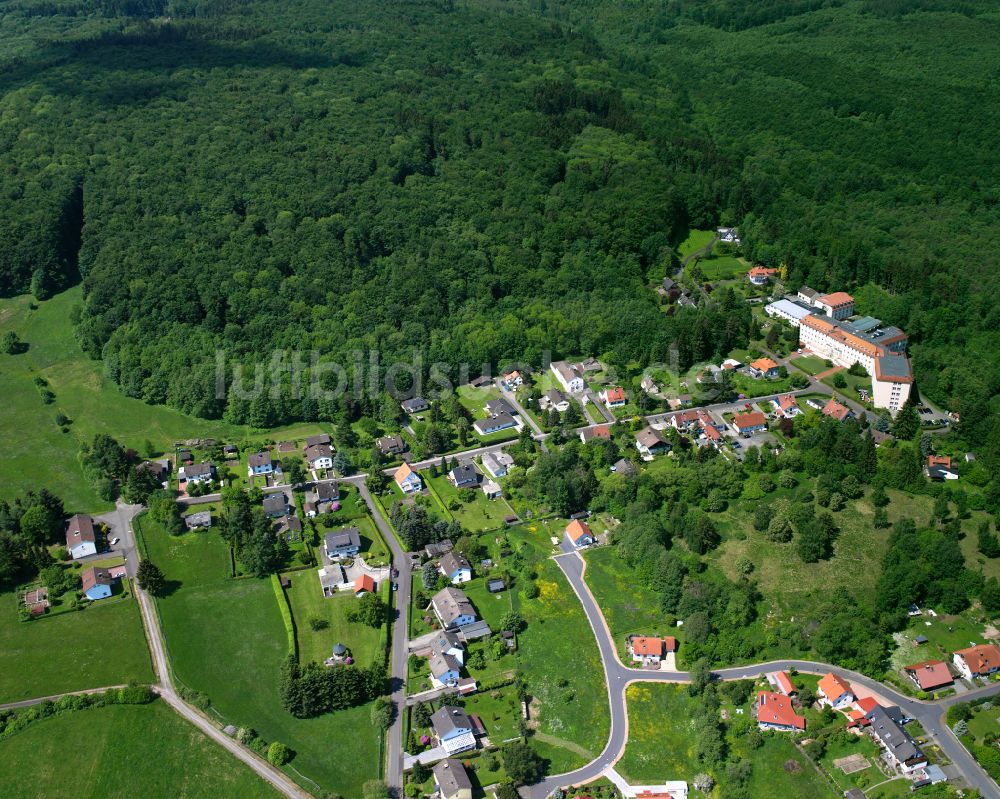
[550,361,585,393]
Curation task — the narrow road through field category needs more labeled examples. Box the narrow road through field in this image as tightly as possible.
[523,545,1000,799]
[134,585,313,799]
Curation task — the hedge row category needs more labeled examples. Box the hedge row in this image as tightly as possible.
[271,574,297,657]
[0,685,155,742]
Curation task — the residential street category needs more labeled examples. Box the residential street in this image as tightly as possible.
[347,476,412,795]
[523,545,1000,799]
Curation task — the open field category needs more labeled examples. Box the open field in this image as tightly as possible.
[0,700,282,799]
[697,253,747,280]
[0,587,152,703]
[790,354,829,376]
[429,473,510,532]
[135,513,382,798]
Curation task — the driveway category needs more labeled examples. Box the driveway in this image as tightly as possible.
[94,500,144,577]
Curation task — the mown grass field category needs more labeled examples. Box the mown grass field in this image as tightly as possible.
[790,354,829,376]
[619,683,835,798]
[697,252,747,280]
[0,587,152,703]
[135,513,382,798]
[429,473,509,532]
[0,700,282,799]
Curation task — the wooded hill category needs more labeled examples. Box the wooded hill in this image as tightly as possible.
[0,0,997,441]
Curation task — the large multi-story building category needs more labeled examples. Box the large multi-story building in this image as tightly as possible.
[798,313,912,414]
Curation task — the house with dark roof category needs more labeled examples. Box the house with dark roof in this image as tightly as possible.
[540,388,570,412]
[612,458,638,477]
[635,426,669,457]
[433,759,473,799]
[867,705,926,772]
[248,450,274,477]
[401,397,429,415]
[304,444,334,471]
[448,462,479,488]
[439,552,472,585]
[425,539,453,558]
[484,398,515,418]
[431,587,478,630]
[305,433,331,448]
[81,566,114,601]
[66,514,98,560]
[262,493,290,518]
[377,434,407,456]
[473,413,517,436]
[185,510,212,530]
[324,528,361,560]
[431,706,476,755]
[180,461,215,484]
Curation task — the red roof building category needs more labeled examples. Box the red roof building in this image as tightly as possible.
[756,691,805,731]
[822,398,851,422]
[904,660,953,692]
[354,575,376,595]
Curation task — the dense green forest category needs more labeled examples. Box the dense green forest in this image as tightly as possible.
[0,0,998,437]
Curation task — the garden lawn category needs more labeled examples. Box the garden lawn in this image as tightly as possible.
[697,253,747,280]
[282,569,384,668]
[0,700,283,799]
[0,588,152,703]
[790,355,828,376]
[430,474,509,531]
[137,513,382,798]
[891,613,993,674]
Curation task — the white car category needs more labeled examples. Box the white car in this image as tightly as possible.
[110,537,120,546]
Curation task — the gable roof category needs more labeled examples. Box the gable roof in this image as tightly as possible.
[581,425,611,442]
[248,451,271,468]
[354,574,375,594]
[305,433,332,447]
[630,636,664,657]
[433,759,472,797]
[818,672,852,701]
[868,705,924,765]
[757,691,805,730]
[749,357,778,372]
[81,566,113,592]
[449,462,479,484]
[734,411,767,430]
[439,552,471,577]
[394,462,418,486]
[431,706,473,737]
[565,519,593,543]
[822,398,851,421]
[66,514,96,546]
[325,528,361,551]
[777,394,798,412]
[603,386,626,403]
[432,587,476,626]
[955,644,1000,675]
[904,660,953,691]
[635,426,667,447]
[485,398,515,417]
[818,291,854,307]
[377,434,406,453]
[775,672,796,695]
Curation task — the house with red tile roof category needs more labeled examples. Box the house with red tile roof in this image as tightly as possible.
[822,397,852,422]
[747,266,779,286]
[769,671,796,696]
[772,394,801,418]
[628,636,666,665]
[354,575,376,596]
[846,696,882,728]
[732,411,768,436]
[565,519,595,549]
[953,644,1000,680]
[816,292,855,320]
[600,387,627,408]
[904,660,953,692]
[817,673,855,709]
[580,425,612,444]
[755,691,805,732]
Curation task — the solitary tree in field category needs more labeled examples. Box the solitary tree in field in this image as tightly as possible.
[137,560,166,596]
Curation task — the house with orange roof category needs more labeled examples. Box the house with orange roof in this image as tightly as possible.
[394,462,423,494]
[748,357,779,379]
[903,660,953,692]
[600,387,627,409]
[953,644,1000,680]
[565,519,595,549]
[747,266,779,286]
[822,397,853,422]
[925,455,958,481]
[755,691,805,732]
[816,292,855,320]
[732,411,768,436]
[768,671,796,696]
[772,394,801,418]
[354,574,376,596]
[628,635,667,665]
[501,370,523,389]
[580,425,612,444]
[846,696,881,728]
[817,673,855,709]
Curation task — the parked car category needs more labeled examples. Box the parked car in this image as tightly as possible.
[110,537,120,545]
[391,582,398,591]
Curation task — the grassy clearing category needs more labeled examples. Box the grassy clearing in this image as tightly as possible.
[678,229,716,260]
[583,546,684,664]
[698,253,747,280]
[0,700,282,799]
[0,587,152,703]
[891,613,992,674]
[429,474,509,532]
[136,513,382,798]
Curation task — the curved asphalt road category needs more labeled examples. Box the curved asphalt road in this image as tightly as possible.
[525,545,1000,799]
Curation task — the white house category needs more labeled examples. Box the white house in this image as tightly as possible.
[953,644,1000,680]
[304,443,334,471]
[394,463,422,494]
[550,361,585,393]
[65,514,98,560]
[481,451,513,478]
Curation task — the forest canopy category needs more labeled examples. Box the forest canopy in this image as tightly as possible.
[0,0,997,429]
